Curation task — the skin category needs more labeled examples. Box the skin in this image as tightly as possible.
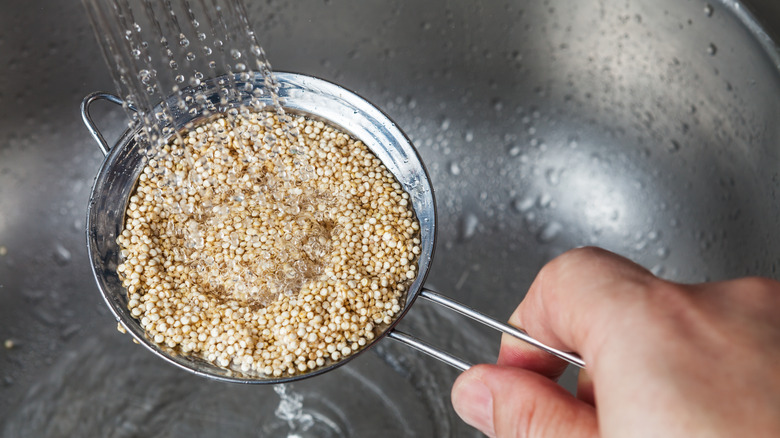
[451,247,780,438]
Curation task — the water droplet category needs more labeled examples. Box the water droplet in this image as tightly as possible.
[536,221,562,243]
[34,307,59,326]
[138,69,152,84]
[175,74,185,83]
[545,168,561,186]
[511,197,535,213]
[538,193,553,208]
[707,43,717,56]
[53,243,72,266]
[668,139,681,152]
[23,289,46,301]
[657,246,669,259]
[704,4,713,17]
[507,144,522,156]
[459,213,479,242]
[61,324,81,341]
[186,52,196,61]
[650,264,665,276]
[179,34,190,47]
[518,153,529,163]
[449,161,461,175]
[648,230,660,242]
[231,48,242,59]
[464,130,474,142]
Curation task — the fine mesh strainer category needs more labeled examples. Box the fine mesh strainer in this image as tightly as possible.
[82,72,584,384]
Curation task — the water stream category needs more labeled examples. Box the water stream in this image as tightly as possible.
[82,0,295,152]
[80,0,319,429]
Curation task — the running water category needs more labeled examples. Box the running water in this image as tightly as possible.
[81,0,312,430]
[82,0,297,152]
[273,385,316,437]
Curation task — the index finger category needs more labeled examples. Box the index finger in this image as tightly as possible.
[501,247,657,375]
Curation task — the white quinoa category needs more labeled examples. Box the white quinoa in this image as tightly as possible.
[116,112,421,377]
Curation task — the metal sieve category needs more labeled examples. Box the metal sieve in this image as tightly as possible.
[82,72,584,384]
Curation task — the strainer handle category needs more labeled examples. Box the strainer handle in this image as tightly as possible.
[387,288,585,371]
[80,92,136,156]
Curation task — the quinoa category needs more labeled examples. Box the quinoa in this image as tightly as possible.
[116,112,421,377]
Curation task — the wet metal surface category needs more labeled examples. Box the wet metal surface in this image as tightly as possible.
[2,0,780,436]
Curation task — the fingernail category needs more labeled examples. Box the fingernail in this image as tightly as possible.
[452,376,495,436]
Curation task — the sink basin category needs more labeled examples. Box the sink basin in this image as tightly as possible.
[1,0,779,436]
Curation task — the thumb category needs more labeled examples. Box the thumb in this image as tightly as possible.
[452,364,598,438]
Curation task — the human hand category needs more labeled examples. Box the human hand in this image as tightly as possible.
[451,247,780,437]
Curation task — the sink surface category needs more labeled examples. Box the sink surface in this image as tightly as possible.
[1,0,780,436]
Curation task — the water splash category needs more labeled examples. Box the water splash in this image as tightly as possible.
[82,0,297,152]
[274,385,315,436]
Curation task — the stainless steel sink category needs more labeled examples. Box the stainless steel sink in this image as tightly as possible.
[2,0,780,436]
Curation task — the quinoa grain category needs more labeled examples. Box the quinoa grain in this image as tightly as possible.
[117,112,420,377]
